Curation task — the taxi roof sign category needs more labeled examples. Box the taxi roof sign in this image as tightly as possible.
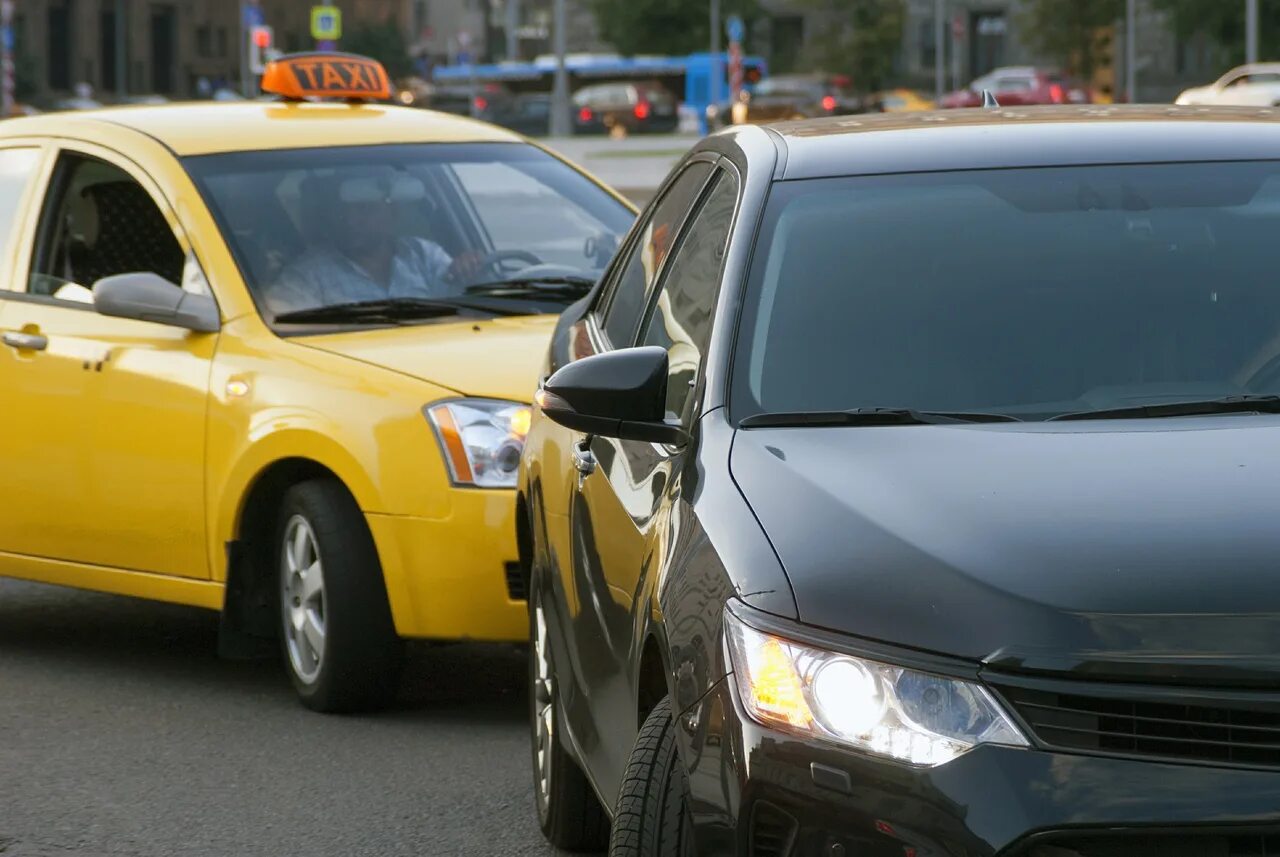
[260,52,391,101]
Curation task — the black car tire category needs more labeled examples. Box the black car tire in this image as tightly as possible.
[530,575,610,851]
[278,478,405,713]
[609,697,695,857]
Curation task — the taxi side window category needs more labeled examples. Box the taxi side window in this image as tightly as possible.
[597,161,713,348]
[0,148,42,288]
[638,169,738,423]
[28,154,185,304]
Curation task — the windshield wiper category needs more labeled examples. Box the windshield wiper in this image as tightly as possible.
[465,275,597,300]
[274,297,523,325]
[1050,395,1280,422]
[739,408,1022,428]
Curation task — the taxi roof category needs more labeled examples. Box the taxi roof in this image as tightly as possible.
[0,101,522,157]
[752,104,1280,180]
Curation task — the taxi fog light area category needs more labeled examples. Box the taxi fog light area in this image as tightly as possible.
[725,608,1028,767]
[426,400,531,489]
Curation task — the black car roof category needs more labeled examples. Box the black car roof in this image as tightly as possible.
[751,105,1280,179]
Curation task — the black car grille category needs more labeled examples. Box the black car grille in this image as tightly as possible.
[749,801,797,857]
[1022,831,1280,857]
[994,680,1280,770]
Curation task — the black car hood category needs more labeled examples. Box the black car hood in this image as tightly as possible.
[731,417,1280,684]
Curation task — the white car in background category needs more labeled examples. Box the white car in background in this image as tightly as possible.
[1176,63,1280,106]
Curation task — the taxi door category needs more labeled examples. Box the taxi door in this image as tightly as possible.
[0,142,216,579]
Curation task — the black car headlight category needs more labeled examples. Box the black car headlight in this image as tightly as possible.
[425,399,531,488]
[724,607,1027,766]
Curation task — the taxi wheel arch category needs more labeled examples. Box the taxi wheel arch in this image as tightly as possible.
[222,459,405,711]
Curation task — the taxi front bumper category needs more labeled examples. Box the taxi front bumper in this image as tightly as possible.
[682,677,1280,856]
[366,489,526,642]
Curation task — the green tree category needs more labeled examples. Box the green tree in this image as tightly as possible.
[1017,0,1123,80]
[591,0,758,57]
[793,0,905,91]
[1153,0,1280,68]
[342,20,413,79]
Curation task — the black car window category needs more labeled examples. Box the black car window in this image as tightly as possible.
[598,161,714,347]
[732,161,1280,421]
[638,169,739,423]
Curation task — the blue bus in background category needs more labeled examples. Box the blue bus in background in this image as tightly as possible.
[431,52,767,134]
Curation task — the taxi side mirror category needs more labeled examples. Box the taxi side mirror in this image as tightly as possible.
[537,346,688,445]
[93,272,220,333]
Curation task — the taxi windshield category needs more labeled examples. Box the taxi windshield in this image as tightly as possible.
[733,161,1280,422]
[184,142,634,324]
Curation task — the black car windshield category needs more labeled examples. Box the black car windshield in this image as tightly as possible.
[732,161,1280,422]
[184,142,634,324]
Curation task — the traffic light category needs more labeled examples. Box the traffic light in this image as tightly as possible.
[248,25,273,75]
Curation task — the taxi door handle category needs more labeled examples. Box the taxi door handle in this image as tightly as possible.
[573,438,597,481]
[3,331,48,352]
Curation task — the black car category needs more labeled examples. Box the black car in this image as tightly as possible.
[572,81,680,136]
[479,93,558,137]
[518,105,1280,856]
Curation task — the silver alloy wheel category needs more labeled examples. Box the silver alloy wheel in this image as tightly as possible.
[282,514,326,685]
[533,596,555,812]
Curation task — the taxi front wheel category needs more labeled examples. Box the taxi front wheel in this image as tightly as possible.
[278,478,405,712]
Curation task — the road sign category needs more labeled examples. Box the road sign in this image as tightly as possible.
[311,6,341,42]
[726,14,745,45]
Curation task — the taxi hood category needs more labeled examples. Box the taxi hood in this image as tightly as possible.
[297,314,555,401]
[731,418,1280,685]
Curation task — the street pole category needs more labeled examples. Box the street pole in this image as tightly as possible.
[240,3,251,97]
[951,14,961,91]
[934,0,944,101]
[550,0,570,136]
[710,0,721,131]
[506,0,519,61]
[0,0,12,119]
[1247,0,1259,64]
[1126,0,1136,103]
[116,0,127,100]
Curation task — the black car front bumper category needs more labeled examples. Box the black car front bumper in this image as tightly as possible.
[680,677,1280,856]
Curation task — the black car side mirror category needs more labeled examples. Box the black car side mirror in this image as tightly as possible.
[537,346,689,446]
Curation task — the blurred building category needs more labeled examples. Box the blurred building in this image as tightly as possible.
[755,0,1221,102]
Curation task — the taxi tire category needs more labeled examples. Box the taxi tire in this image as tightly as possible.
[530,570,610,851]
[279,479,405,713]
[609,697,695,857]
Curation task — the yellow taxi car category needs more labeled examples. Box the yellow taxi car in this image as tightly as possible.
[0,53,636,712]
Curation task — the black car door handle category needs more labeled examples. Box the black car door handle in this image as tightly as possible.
[573,438,597,478]
[3,331,48,352]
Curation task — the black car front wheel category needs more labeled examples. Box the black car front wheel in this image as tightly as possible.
[609,697,695,857]
[530,575,610,851]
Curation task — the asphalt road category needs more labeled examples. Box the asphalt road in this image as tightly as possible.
[0,579,585,857]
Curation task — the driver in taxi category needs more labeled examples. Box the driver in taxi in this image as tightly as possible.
[264,170,479,314]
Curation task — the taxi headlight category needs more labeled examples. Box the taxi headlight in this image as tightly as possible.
[724,607,1027,767]
[425,399,531,488]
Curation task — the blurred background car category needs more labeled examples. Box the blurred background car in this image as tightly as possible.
[875,87,935,112]
[571,80,679,136]
[740,73,868,121]
[478,93,563,137]
[1176,63,1280,106]
[940,66,1093,107]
